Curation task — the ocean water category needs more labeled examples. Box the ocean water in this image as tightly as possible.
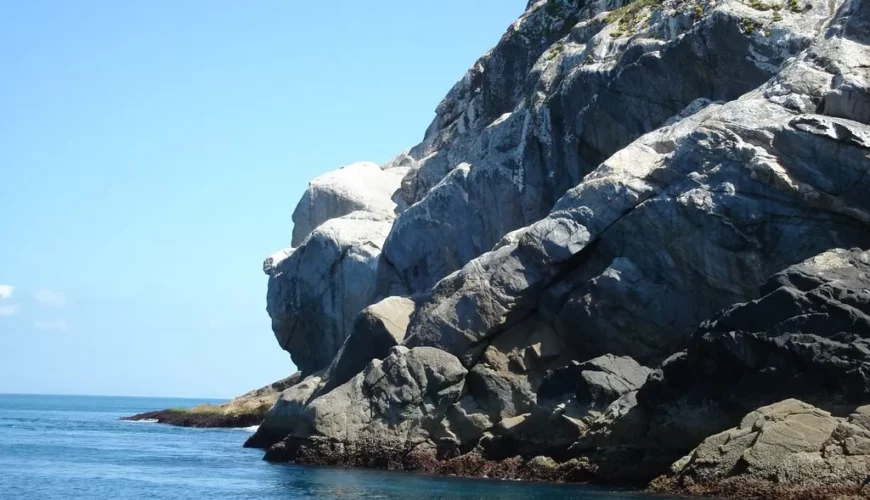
[0,394,666,500]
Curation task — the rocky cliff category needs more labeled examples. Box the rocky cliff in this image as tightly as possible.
[251,0,870,495]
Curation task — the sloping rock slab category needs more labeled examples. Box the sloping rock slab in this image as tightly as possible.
[650,399,870,499]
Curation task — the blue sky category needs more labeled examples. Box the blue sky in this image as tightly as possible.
[0,1,526,398]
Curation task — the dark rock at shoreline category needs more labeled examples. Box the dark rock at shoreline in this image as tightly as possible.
[122,408,267,428]
[250,246,870,492]
[263,442,600,485]
[122,375,297,428]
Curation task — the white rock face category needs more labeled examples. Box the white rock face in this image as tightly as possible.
[266,211,394,373]
[291,162,407,246]
[265,159,410,374]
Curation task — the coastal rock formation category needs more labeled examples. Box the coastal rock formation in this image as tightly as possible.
[254,0,870,494]
[262,346,467,466]
[651,399,870,499]
[317,296,416,396]
[123,375,298,428]
[633,248,870,455]
[265,211,394,373]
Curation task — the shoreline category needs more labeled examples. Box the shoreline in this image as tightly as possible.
[124,414,870,498]
[262,451,870,499]
[120,375,297,429]
[122,407,267,429]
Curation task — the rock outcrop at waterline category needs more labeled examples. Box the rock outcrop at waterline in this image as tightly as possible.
[252,0,870,494]
[650,399,870,499]
[123,375,297,428]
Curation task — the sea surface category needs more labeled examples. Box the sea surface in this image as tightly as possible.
[0,394,670,500]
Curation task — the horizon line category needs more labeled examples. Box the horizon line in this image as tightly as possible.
[0,392,231,401]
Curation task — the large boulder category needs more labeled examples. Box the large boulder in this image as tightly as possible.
[480,354,653,460]
[265,157,409,373]
[317,296,417,396]
[463,317,575,421]
[538,355,652,405]
[265,211,393,373]
[263,346,467,467]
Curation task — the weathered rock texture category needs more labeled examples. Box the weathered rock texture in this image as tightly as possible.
[256,0,870,494]
[632,248,870,456]
[651,399,870,499]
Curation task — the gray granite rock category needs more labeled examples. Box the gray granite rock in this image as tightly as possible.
[380,0,836,295]
[262,346,467,464]
[317,296,417,396]
[291,162,406,246]
[257,0,870,488]
[538,355,652,405]
[635,248,870,451]
[405,38,870,367]
[265,211,393,374]
[653,399,870,497]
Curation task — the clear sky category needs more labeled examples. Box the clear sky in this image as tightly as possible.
[0,1,526,398]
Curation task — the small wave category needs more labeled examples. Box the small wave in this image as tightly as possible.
[240,425,259,433]
[127,418,159,423]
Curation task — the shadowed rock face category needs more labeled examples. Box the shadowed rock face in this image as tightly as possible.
[255,0,870,493]
[632,248,870,452]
